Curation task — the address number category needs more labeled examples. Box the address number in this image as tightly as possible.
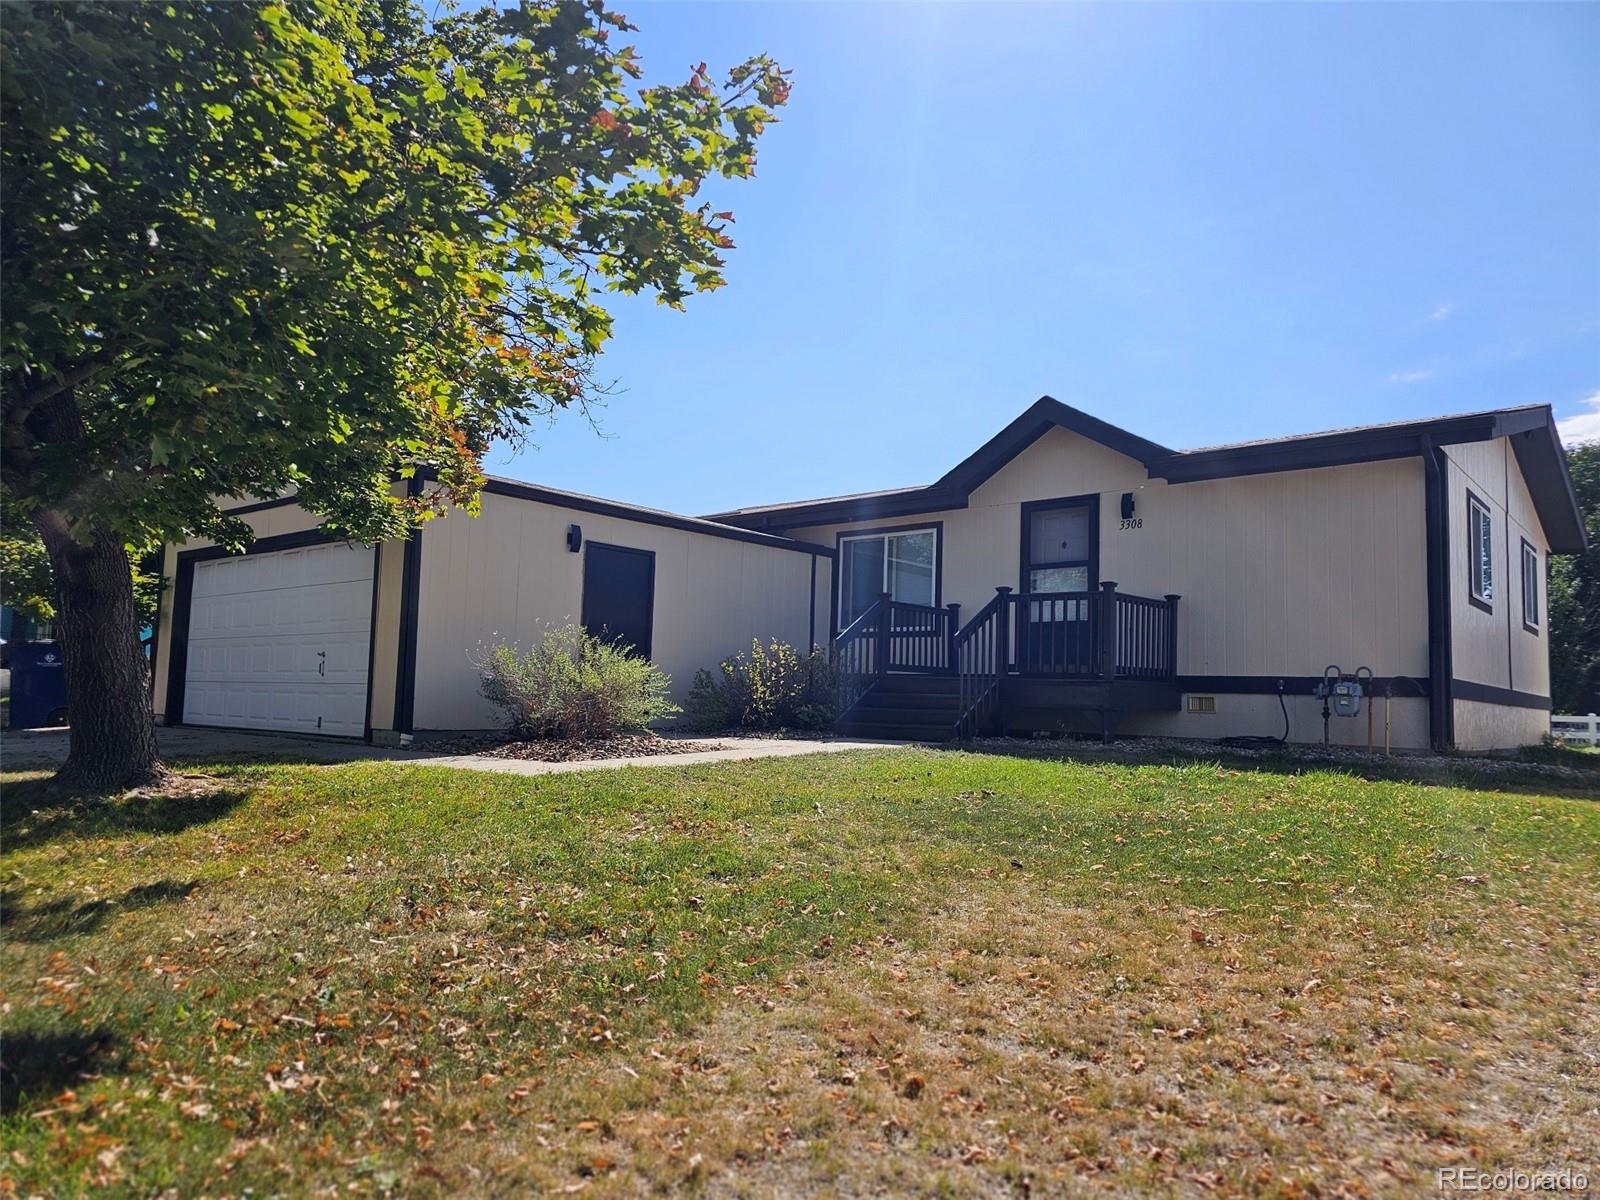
[1119,518,1143,530]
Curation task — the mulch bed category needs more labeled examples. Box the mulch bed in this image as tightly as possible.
[421,732,728,763]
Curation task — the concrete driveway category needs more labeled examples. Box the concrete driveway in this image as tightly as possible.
[1,724,900,779]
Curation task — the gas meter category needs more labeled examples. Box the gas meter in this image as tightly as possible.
[1313,665,1373,743]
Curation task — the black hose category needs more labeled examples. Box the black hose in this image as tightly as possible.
[1219,688,1291,749]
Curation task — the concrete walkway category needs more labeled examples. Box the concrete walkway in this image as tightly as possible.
[1,724,903,778]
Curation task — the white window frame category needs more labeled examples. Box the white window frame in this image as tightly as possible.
[836,527,938,630]
[1467,491,1493,611]
[1520,538,1539,633]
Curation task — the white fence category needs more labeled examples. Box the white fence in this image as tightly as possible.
[1550,713,1600,746]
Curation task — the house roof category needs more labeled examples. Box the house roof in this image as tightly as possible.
[474,474,834,556]
[704,397,1586,553]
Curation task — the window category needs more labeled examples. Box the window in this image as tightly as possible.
[838,527,935,628]
[1467,491,1493,612]
[1521,539,1539,633]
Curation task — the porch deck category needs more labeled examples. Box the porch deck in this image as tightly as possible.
[832,584,1181,741]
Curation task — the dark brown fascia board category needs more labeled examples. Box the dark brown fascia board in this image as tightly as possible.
[1506,417,1586,554]
[224,475,835,557]
[1137,406,1581,553]
[719,487,969,533]
[934,396,1174,493]
[1159,411,1508,482]
[713,403,1584,551]
[475,476,834,556]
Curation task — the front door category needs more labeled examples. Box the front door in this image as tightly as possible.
[1018,498,1097,674]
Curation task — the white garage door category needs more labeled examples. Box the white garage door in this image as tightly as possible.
[183,542,373,737]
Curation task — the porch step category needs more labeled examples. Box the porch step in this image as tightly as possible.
[873,674,960,695]
[835,675,961,741]
[853,690,959,712]
[834,716,957,742]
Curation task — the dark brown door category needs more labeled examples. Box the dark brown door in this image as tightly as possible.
[1018,498,1097,674]
[582,543,655,658]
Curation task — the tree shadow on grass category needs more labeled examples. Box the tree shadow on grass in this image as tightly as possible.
[0,879,199,942]
[0,776,249,852]
[932,738,1600,802]
[0,1028,126,1116]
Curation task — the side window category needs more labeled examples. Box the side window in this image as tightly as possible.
[1467,491,1493,612]
[1521,539,1539,633]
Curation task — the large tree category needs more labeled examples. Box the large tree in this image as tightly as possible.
[1550,442,1600,713]
[1,0,788,789]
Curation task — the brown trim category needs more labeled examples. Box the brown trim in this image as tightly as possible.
[581,541,658,660]
[1176,675,1430,698]
[934,396,1173,493]
[1018,494,1100,591]
[477,476,833,556]
[1451,678,1551,710]
[393,477,424,736]
[220,495,303,517]
[833,521,943,633]
[808,554,817,651]
[362,543,383,740]
[710,402,1583,555]
[1422,438,1455,751]
[1465,487,1493,614]
[1519,537,1540,635]
[164,527,377,738]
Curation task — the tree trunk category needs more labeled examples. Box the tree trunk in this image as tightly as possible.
[32,508,166,792]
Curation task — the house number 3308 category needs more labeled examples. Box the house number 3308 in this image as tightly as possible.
[1119,517,1143,530]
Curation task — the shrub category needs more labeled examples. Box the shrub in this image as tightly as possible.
[474,624,680,740]
[685,639,836,732]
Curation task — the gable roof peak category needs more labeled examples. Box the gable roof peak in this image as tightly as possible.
[932,395,1174,493]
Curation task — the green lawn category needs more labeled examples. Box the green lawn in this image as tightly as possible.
[2,749,1596,1196]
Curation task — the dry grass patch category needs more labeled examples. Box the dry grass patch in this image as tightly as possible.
[441,885,1598,1198]
[2,748,1595,1197]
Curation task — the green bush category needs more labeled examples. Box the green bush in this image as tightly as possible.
[474,625,680,740]
[686,639,836,732]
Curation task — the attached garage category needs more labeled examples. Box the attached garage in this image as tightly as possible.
[152,479,832,742]
[169,538,377,739]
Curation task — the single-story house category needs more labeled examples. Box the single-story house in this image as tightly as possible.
[150,397,1584,752]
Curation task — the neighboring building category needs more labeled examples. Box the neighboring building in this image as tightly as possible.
[150,398,1584,752]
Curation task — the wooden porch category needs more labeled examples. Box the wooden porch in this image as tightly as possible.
[832,583,1181,741]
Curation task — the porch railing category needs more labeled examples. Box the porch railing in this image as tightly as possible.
[833,595,887,716]
[835,583,1180,728]
[884,599,961,674]
[953,589,1008,738]
[1004,583,1179,680]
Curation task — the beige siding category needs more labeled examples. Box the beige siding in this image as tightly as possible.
[1443,436,1550,698]
[152,501,406,732]
[1453,698,1547,751]
[1441,436,1552,750]
[790,425,1432,747]
[794,427,1429,677]
[410,492,828,730]
[1122,695,1429,751]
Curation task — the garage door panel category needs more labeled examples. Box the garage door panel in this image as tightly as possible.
[183,542,373,738]
[323,631,371,683]
[320,684,368,737]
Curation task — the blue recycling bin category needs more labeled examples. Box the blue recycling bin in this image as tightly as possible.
[8,641,69,729]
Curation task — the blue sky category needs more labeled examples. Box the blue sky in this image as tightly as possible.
[485,2,1600,514]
